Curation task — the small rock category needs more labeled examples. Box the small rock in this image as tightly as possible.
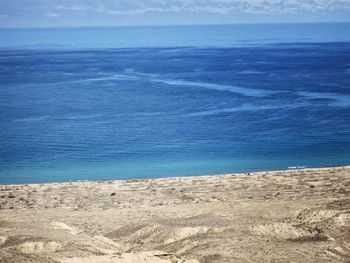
[110,192,116,196]
[7,193,15,198]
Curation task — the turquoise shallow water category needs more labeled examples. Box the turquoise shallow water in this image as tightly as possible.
[0,23,350,183]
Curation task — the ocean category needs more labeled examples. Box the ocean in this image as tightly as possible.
[1,23,350,184]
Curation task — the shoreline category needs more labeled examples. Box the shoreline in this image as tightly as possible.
[0,166,349,262]
[1,165,349,186]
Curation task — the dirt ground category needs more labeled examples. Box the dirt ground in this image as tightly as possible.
[0,166,349,262]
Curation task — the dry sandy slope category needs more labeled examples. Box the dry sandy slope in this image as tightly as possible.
[0,166,350,262]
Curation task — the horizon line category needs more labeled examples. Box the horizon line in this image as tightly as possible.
[1,21,350,30]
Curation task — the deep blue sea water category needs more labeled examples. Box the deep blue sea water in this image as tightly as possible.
[1,23,350,184]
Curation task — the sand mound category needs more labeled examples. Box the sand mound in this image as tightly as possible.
[51,221,81,235]
[163,226,210,244]
[15,241,62,254]
[333,212,350,227]
[114,224,210,246]
[120,251,198,263]
[87,235,124,254]
[160,238,201,255]
[295,209,340,224]
[58,251,199,263]
[294,208,350,238]
[253,223,317,240]
[325,242,350,261]
[92,235,123,250]
[0,235,7,246]
[68,236,123,255]
[106,223,209,256]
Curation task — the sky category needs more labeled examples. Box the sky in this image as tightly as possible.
[1,0,350,28]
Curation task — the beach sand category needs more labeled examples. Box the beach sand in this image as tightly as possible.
[0,166,349,262]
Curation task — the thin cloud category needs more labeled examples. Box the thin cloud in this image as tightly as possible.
[52,0,350,16]
[46,12,60,18]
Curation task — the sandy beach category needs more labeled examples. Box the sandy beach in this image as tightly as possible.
[0,166,349,262]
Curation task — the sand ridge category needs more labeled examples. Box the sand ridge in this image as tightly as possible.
[0,166,349,262]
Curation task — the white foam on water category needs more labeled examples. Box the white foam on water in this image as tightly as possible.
[59,114,105,120]
[298,91,350,107]
[238,70,264,74]
[61,68,273,98]
[74,74,138,83]
[187,104,286,117]
[158,79,272,97]
[143,75,273,97]
[12,116,50,122]
[97,70,274,97]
